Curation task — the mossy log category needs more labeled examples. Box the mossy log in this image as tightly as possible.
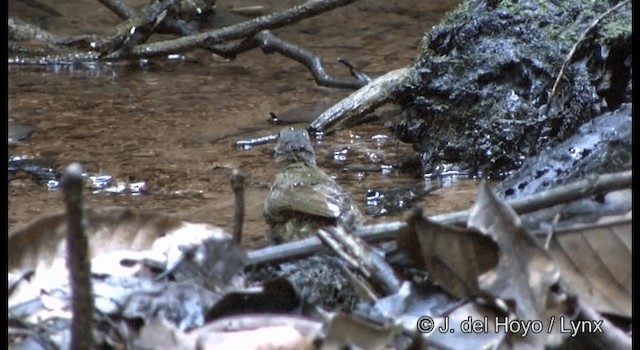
[394,0,631,178]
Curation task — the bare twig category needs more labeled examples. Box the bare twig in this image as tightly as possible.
[247,170,632,266]
[13,0,368,90]
[213,30,368,89]
[543,213,562,250]
[98,0,205,38]
[200,7,369,89]
[546,0,630,114]
[357,170,632,241]
[62,163,93,350]
[108,0,358,59]
[338,57,372,83]
[230,169,246,244]
[317,226,401,296]
[247,235,325,266]
[235,133,279,149]
[91,0,176,56]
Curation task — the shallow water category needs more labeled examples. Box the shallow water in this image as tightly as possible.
[8,0,480,249]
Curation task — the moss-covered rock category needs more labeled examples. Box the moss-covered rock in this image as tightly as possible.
[395,0,631,178]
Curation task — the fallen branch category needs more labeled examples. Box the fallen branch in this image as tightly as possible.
[91,0,176,56]
[108,0,359,59]
[236,66,409,147]
[12,0,367,89]
[310,67,411,133]
[113,3,369,89]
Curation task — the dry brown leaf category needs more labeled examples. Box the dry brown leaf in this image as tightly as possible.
[539,212,632,318]
[467,183,565,349]
[8,206,230,305]
[468,183,560,315]
[396,208,499,299]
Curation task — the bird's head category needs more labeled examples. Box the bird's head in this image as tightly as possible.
[274,127,317,167]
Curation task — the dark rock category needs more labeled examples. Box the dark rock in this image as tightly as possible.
[495,103,631,200]
[395,0,631,178]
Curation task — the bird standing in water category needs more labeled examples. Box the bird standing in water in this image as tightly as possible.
[264,127,361,244]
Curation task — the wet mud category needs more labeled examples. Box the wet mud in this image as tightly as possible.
[9,0,482,249]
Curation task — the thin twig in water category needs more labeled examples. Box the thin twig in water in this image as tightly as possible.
[544,213,562,250]
[193,6,370,89]
[62,163,93,350]
[210,29,367,89]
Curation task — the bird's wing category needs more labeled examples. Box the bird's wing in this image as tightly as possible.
[264,182,346,222]
[264,163,350,221]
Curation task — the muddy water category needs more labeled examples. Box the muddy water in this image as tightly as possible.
[8,0,478,249]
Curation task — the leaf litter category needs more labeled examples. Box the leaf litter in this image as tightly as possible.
[8,170,631,349]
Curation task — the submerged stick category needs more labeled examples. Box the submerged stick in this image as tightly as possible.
[230,169,246,244]
[62,163,93,350]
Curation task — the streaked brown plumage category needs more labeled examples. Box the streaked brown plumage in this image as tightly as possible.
[263,127,361,244]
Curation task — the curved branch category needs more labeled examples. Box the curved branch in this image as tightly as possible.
[108,0,358,59]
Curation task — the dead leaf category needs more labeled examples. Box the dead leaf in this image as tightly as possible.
[8,206,232,305]
[467,183,563,348]
[9,276,222,349]
[396,207,499,298]
[537,212,632,318]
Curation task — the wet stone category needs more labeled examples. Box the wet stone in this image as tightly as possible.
[495,103,632,200]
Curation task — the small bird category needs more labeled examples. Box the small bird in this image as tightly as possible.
[263,127,362,244]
